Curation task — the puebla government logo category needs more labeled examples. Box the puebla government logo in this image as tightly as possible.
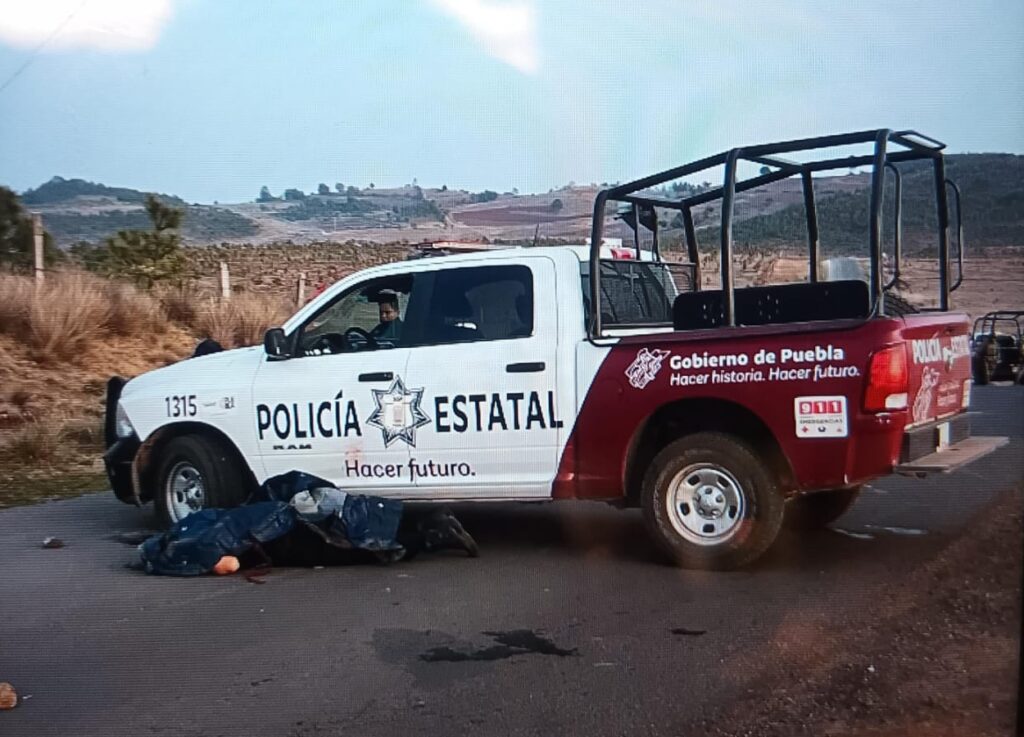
[367,376,432,447]
[625,347,671,390]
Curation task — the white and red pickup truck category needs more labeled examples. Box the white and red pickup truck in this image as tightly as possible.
[104,129,1007,569]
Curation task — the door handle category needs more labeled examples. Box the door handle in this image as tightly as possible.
[506,362,545,373]
[358,371,394,382]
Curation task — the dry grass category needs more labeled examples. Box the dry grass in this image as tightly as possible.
[0,273,34,333]
[106,281,168,337]
[1,414,71,463]
[26,273,112,364]
[159,285,198,326]
[0,271,170,364]
[191,292,292,348]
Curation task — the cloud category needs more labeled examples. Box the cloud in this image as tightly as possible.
[427,0,539,74]
[0,0,175,52]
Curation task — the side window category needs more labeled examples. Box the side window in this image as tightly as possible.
[416,265,533,346]
[297,274,414,355]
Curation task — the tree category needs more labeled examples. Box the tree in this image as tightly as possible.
[283,188,305,201]
[759,166,771,176]
[335,182,344,194]
[257,186,275,202]
[0,186,61,269]
[470,190,499,203]
[318,183,330,195]
[98,195,188,287]
[550,198,564,212]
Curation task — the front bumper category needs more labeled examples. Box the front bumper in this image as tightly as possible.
[103,376,141,505]
[104,435,140,504]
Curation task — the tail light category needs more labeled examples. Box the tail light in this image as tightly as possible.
[864,345,908,412]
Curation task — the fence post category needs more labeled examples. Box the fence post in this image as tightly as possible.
[296,272,306,306]
[219,261,230,301]
[32,213,44,287]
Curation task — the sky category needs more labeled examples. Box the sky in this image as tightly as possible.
[0,0,1022,204]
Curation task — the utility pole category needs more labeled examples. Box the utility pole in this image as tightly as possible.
[220,261,230,301]
[32,213,44,286]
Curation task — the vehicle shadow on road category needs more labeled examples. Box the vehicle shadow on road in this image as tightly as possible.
[751,526,949,574]
[427,501,665,565]
[427,502,952,573]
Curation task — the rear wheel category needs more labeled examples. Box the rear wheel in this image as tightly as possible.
[972,338,995,385]
[784,487,861,530]
[154,434,250,527]
[641,432,785,570]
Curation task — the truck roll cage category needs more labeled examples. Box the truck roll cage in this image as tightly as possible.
[588,129,965,338]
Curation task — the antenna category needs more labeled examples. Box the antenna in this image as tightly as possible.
[531,223,540,248]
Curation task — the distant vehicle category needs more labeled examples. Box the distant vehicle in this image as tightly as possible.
[104,129,1007,569]
[971,311,1024,384]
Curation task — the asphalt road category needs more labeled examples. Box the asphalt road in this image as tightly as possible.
[1,387,1021,737]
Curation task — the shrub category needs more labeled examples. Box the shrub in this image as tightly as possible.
[0,273,34,334]
[26,273,112,364]
[159,285,198,326]
[193,293,291,348]
[106,281,168,337]
[0,186,63,269]
[0,271,170,363]
[1,415,69,463]
[97,195,188,287]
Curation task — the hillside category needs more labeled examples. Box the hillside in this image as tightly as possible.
[14,153,1024,250]
[20,176,187,206]
[680,154,1024,253]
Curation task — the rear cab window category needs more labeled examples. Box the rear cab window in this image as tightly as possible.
[580,259,696,329]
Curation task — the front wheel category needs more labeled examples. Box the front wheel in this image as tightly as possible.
[153,434,250,527]
[641,432,785,570]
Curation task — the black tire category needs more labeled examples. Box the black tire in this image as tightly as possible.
[972,337,994,385]
[783,487,861,531]
[641,432,785,570]
[883,293,917,317]
[153,434,250,528]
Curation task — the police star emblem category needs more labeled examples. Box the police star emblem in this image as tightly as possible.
[367,376,432,447]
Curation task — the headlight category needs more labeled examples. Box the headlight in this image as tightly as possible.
[115,402,135,438]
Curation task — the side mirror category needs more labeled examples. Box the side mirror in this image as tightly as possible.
[263,328,290,360]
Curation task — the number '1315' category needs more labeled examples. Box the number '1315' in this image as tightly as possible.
[165,395,197,417]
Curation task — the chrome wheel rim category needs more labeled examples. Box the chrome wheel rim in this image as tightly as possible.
[666,463,745,546]
[166,461,205,522]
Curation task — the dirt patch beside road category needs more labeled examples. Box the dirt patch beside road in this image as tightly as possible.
[694,488,1022,737]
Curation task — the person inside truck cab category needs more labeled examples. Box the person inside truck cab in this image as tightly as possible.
[369,290,403,343]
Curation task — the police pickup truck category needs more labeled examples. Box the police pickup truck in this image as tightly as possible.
[104,130,1007,569]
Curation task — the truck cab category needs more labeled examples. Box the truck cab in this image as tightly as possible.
[105,129,1007,569]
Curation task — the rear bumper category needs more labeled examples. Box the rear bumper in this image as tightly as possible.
[894,436,1009,475]
[895,413,1008,475]
[900,413,971,462]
